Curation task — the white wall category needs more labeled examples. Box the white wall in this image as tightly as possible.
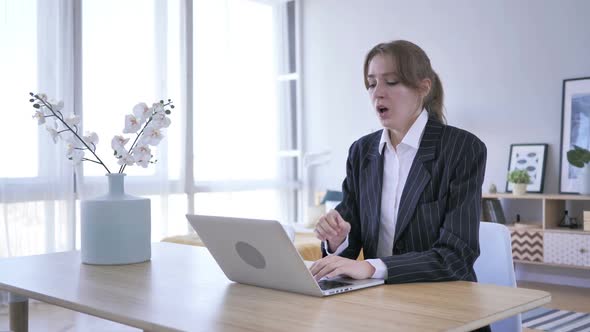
[301,0,590,286]
[302,0,590,195]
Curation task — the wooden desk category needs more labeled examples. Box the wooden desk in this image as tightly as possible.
[0,242,550,332]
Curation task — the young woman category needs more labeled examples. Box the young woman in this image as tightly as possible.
[310,40,487,286]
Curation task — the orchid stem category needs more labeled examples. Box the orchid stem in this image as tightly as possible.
[35,95,112,174]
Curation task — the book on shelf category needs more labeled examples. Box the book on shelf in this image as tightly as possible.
[481,199,492,221]
[482,198,506,224]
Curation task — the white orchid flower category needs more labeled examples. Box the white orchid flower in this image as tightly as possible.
[66,143,85,165]
[83,132,99,150]
[52,100,64,112]
[59,130,75,143]
[117,152,135,166]
[46,124,59,143]
[141,127,164,146]
[134,154,151,168]
[64,114,80,127]
[84,132,99,145]
[132,143,151,156]
[65,141,76,154]
[37,93,48,102]
[132,102,150,123]
[123,114,142,133]
[111,135,130,153]
[132,144,152,168]
[33,111,46,125]
[151,102,164,114]
[147,111,171,129]
[70,150,85,165]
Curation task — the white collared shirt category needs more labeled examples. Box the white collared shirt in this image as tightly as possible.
[326,110,428,279]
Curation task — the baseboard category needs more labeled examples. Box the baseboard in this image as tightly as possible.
[515,263,590,288]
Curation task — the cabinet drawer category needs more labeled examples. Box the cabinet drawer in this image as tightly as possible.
[510,229,543,263]
[544,232,590,267]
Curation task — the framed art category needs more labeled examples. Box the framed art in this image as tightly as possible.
[506,143,548,193]
[559,77,590,194]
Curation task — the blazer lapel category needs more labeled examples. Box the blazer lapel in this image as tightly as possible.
[360,132,384,258]
[393,120,443,245]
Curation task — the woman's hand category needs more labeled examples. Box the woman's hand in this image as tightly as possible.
[309,256,375,281]
[314,209,351,252]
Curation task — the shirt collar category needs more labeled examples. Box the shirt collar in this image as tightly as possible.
[379,110,428,155]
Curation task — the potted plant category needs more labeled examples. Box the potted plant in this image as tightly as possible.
[567,145,590,195]
[508,169,530,195]
[29,92,174,265]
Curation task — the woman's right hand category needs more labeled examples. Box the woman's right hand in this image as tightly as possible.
[314,209,351,252]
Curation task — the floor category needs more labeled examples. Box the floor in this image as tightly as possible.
[518,281,590,332]
[0,282,588,331]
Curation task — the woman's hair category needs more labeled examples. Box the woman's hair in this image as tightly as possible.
[363,40,446,124]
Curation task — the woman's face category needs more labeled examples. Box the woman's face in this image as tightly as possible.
[367,53,425,131]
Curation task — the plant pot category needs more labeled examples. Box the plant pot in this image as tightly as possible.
[81,173,151,265]
[512,183,527,195]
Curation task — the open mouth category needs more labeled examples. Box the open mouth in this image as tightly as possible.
[377,106,389,114]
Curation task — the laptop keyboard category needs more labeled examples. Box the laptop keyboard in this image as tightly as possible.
[318,279,353,291]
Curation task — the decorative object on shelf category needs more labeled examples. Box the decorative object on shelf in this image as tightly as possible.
[506,143,547,194]
[29,92,174,265]
[557,210,578,229]
[559,76,590,194]
[507,169,531,195]
[481,198,506,224]
[488,183,497,194]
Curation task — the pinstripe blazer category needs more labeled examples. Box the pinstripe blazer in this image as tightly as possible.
[324,117,487,285]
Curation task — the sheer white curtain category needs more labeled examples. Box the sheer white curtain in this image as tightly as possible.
[0,0,78,303]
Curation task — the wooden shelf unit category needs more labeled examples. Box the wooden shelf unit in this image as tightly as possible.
[483,193,590,233]
[483,193,590,269]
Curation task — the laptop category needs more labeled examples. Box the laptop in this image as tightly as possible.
[186,214,384,297]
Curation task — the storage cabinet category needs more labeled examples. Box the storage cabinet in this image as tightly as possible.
[483,193,590,270]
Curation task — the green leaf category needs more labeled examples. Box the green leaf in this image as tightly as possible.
[567,147,590,168]
[508,169,531,184]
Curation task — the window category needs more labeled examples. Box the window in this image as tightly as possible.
[0,0,302,259]
[191,0,301,223]
[0,0,38,178]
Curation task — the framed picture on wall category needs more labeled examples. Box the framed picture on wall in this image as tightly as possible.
[559,77,590,194]
[506,143,548,193]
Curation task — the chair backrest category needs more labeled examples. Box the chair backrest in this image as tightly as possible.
[474,222,522,332]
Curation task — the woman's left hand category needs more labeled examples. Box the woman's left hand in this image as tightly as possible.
[309,256,375,281]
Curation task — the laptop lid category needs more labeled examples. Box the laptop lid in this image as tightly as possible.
[186,214,384,297]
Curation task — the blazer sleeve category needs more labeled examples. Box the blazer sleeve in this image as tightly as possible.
[321,142,363,259]
[380,137,487,284]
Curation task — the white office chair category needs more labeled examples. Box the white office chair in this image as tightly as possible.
[473,222,522,332]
